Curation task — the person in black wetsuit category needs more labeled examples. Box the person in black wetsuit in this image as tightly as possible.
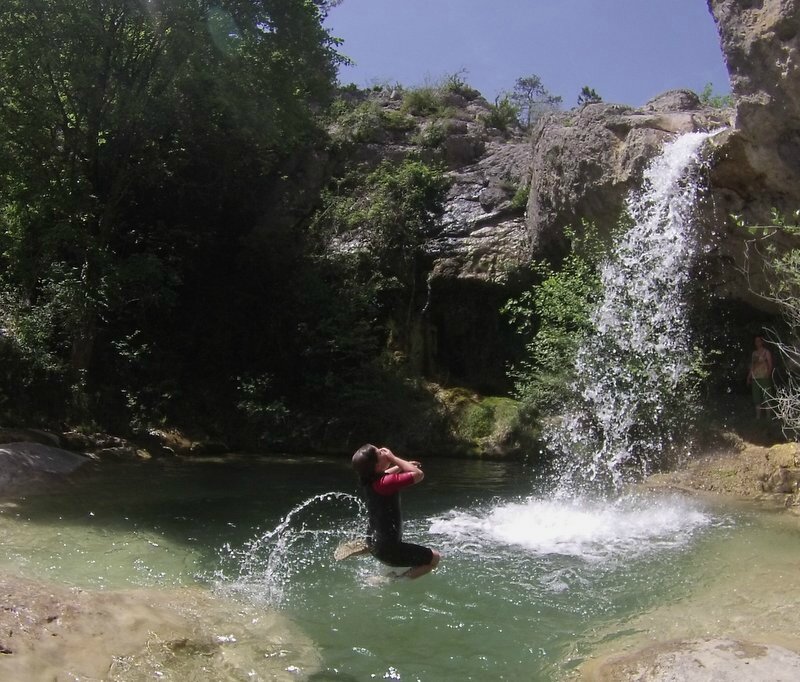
[351,443,440,579]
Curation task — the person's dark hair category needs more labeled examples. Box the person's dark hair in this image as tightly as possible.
[352,444,379,486]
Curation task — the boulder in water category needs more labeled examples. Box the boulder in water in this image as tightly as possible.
[0,442,93,496]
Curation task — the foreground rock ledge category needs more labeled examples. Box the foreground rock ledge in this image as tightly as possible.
[0,573,320,680]
[643,440,800,512]
[583,637,800,681]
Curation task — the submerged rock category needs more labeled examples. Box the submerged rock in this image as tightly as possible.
[0,573,321,680]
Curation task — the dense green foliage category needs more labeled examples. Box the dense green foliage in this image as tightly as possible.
[503,224,605,414]
[310,158,449,333]
[482,95,520,132]
[0,0,342,430]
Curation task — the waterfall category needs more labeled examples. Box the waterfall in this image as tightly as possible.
[548,131,717,493]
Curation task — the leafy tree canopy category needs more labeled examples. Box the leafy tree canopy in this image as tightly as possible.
[577,86,602,106]
[508,74,562,129]
[0,0,343,422]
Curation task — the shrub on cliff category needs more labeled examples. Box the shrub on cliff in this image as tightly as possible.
[740,210,800,436]
[503,224,605,414]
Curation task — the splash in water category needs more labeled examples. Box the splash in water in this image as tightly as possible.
[215,491,364,607]
[548,131,720,492]
[430,492,713,567]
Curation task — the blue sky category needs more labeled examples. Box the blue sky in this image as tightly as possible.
[324,0,730,108]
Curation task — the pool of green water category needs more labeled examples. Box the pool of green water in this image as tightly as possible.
[2,455,799,681]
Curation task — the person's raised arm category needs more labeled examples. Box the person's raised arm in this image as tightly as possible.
[381,448,424,483]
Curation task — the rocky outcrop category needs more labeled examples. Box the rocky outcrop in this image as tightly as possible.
[644,440,800,512]
[333,88,533,284]
[708,0,800,213]
[524,2,800,309]
[328,89,535,392]
[584,637,800,681]
[0,442,93,496]
[702,0,800,308]
[0,574,320,680]
[526,93,731,258]
[427,138,531,281]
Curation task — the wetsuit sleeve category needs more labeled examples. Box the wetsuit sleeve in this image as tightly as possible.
[372,472,415,495]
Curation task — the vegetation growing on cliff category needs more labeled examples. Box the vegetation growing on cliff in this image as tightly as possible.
[503,224,605,416]
[508,75,562,129]
[699,82,734,109]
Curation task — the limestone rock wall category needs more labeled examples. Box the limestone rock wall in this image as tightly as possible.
[526,92,730,258]
[704,0,800,307]
[709,0,800,210]
[328,90,534,392]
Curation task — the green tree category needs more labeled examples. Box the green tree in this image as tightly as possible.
[482,95,520,132]
[577,86,602,105]
[503,224,605,412]
[699,82,733,109]
[0,0,341,417]
[508,74,562,129]
[308,159,449,367]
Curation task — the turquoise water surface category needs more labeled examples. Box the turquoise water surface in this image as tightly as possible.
[2,455,798,681]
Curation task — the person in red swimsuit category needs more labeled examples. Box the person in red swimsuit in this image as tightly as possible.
[351,444,440,579]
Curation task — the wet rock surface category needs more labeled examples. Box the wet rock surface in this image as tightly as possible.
[644,440,800,511]
[584,637,800,681]
[0,573,320,681]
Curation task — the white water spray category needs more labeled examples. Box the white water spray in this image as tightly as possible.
[548,131,719,491]
[430,493,712,566]
[216,491,364,607]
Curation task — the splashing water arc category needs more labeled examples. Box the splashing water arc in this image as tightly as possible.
[548,130,719,492]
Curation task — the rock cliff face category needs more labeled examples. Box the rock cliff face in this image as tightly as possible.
[526,91,730,258]
[704,0,800,306]
[523,1,800,309]
[329,90,534,391]
[327,0,800,392]
[708,0,800,212]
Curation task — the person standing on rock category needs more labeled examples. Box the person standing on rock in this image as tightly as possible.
[747,335,775,419]
[351,444,440,579]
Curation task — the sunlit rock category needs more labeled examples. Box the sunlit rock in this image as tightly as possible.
[0,442,92,496]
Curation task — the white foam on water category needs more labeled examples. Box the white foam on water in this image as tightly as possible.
[429,494,713,564]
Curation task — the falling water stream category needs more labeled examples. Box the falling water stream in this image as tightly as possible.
[3,133,800,680]
[547,131,718,491]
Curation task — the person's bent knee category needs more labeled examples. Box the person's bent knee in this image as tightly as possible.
[430,549,440,569]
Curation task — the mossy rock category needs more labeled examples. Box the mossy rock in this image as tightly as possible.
[434,387,536,457]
